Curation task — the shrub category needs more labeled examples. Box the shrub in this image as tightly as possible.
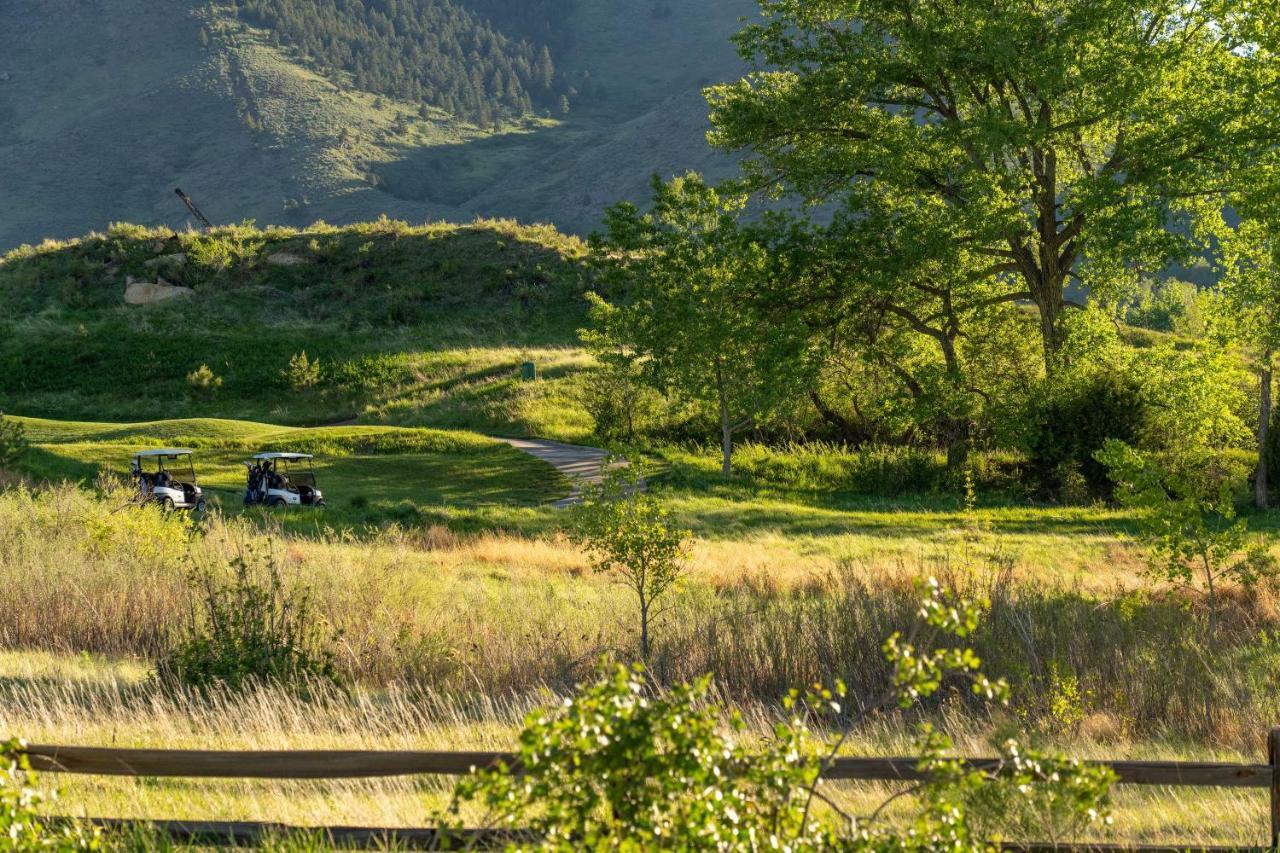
[1098,440,1276,638]
[0,413,27,469]
[185,363,223,395]
[580,358,661,442]
[1,738,101,850]
[158,553,341,693]
[569,465,690,663]
[283,350,322,390]
[1027,373,1146,502]
[448,580,1114,848]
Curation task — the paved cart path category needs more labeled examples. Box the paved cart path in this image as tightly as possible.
[496,438,626,508]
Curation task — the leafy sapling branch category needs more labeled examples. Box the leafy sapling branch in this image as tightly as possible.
[569,464,690,664]
[447,578,1114,848]
[1099,440,1276,639]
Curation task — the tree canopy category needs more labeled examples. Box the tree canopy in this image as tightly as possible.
[585,175,815,475]
[707,0,1279,372]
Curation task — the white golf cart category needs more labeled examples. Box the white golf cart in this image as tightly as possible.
[244,452,326,508]
[131,449,206,512]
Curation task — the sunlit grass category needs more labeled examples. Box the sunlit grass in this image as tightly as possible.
[2,652,1271,846]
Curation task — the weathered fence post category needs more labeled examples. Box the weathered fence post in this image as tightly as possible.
[1269,727,1280,849]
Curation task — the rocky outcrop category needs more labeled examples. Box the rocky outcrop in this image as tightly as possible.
[266,252,307,267]
[144,252,187,269]
[124,276,194,305]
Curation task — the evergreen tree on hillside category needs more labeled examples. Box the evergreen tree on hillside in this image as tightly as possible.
[231,0,577,125]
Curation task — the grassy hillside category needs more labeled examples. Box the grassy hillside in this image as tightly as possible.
[14,415,569,519]
[0,0,752,250]
[0,219,597,440]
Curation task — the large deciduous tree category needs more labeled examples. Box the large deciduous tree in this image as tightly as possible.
[785,189,1024,466]
[585,174,813,476]
[1214,161,1280,508]
[707,0,1278,375]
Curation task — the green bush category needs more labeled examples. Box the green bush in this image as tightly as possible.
[1026,373,1146,502]
[580,360,661,442]
[283,351,322,391]
[158,553,341,694]
[0,413,27,469]
[185,364,224,396]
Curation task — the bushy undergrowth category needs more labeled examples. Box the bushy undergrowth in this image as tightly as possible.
[2,484,1278,744]
[0,413,27,470]
[660,442,1025,497]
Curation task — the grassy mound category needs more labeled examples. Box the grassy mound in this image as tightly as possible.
[14,415,569,516]
[0,219,596,440]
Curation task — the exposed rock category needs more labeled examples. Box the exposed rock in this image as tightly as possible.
[145,252,187,269]
[124,276,195,305]
[266,251,308,267]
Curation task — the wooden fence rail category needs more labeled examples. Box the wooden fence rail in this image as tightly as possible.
[21,729,1280,851]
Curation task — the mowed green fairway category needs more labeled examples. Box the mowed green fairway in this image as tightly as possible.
[13,416,569,515]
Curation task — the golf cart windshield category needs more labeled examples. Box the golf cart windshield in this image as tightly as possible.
[132,450,197,483]
[253,453,316,487]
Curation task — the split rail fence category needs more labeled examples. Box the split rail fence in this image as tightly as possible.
[23,729,1280,851]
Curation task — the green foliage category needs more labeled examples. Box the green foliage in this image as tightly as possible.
[661,441,1025,498]
[159,553,342,693]
[579,356,662,443]
[707,0,1278,366]
[1098,440,1276,636]
[185,364,224,396]
[449,664,831,849]
[587,173,815,475]
[448,579,1114,848]
[569,466,690,661]
[0,738,101,850]
[1123,278,1203,335]
[0,413,27,470]
[1027,373,1146,502]
[282,351,322,391]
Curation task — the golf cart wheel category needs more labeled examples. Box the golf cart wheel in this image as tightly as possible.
[159,496,175,511]
[314,499,326,509]
[268,497,287,508]
[194,499,207,513]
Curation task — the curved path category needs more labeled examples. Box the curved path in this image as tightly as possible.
[497,437,624,508]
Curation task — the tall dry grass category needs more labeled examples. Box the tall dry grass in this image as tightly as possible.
[0,652,1269,845]
[3,484,1280,747]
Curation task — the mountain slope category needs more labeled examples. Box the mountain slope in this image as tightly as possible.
[0,0,753,251]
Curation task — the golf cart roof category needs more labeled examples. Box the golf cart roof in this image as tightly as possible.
[252,452,313,460]
[133,449,194,459]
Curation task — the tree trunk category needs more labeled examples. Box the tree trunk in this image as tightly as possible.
[1203,554,1218,642]
[939,335,970,469]
[1258,362,1272,509]
[639,596,651,663]
[716,359,732,477]
[809,390,863,444]
[1036,292,1066,375]
[946,420,970,470]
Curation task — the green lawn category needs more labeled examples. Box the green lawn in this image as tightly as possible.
[14,416,570,523]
